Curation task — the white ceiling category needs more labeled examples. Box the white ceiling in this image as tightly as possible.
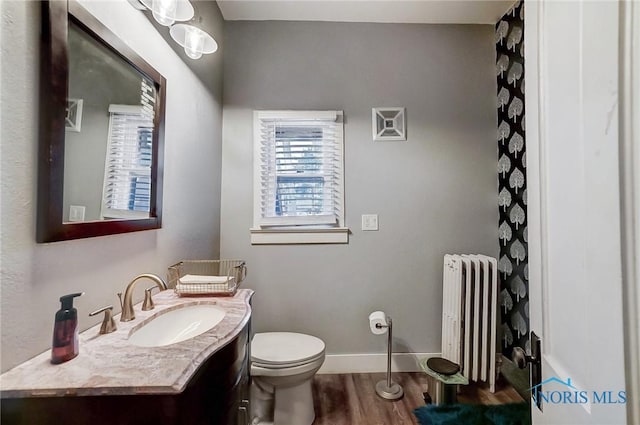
[216,0,516,25]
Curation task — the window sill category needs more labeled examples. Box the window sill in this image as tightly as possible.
[250,227,349,245]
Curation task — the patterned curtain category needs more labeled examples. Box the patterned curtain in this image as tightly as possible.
[496,0,529,356]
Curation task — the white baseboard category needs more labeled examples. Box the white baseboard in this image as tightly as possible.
[318,352,440,374]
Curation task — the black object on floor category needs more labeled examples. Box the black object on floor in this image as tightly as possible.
[423,392,433,405]
[413,402,531,425]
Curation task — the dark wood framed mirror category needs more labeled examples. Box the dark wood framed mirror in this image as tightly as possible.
[38,0,166,243]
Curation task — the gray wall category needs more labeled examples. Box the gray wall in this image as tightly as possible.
[0,0,224,371]
[220,21,498,355]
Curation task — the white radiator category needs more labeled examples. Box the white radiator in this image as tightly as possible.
[441,254,499,392]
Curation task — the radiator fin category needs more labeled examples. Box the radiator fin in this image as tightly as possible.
[441,254,499,392]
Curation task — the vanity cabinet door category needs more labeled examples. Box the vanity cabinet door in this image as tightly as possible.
[237,345,251,425]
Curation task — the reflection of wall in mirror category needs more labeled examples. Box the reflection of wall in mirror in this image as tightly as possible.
[63,22,147,223]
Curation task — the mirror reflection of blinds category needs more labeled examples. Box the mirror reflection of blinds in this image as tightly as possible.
[140,79,156,120]
[258,117,341,226]
[103,106,153,214]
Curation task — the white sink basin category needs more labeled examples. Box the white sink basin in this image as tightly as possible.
[128,304,226,347]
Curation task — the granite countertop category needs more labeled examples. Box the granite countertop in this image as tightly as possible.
[0,289,253,398]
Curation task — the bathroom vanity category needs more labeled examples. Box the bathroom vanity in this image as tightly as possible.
[0,289,253,425]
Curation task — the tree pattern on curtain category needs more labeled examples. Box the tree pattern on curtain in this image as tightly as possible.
[496,0,529,357]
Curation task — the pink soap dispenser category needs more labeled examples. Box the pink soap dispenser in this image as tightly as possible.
[51,292,83,364]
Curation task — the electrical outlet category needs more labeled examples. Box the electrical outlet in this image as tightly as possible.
[361,214,379,231]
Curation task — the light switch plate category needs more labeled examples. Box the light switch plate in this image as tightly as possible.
[361,214,379,231]
[69,205,86,222]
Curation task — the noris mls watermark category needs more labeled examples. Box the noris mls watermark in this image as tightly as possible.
[529,377,627,406]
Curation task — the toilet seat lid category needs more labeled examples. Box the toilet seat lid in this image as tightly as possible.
[251,332,325,365]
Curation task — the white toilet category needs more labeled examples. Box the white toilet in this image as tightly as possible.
[250,332,325,425]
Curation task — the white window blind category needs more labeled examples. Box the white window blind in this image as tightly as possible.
[254,111,344,227]
[101,105,153,219]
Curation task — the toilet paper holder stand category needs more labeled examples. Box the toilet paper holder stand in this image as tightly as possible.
[374,315,404,400]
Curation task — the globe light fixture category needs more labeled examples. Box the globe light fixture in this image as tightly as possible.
[170,23,218,60]
[140,0,193,26]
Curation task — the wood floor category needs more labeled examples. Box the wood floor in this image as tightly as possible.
[311,372,524,425]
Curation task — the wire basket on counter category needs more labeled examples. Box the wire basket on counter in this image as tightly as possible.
[168,260,247,297]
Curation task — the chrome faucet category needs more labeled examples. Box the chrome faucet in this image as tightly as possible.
[118,273,167,322]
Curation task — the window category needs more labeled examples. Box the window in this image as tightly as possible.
[101,105,153,219]
[252,110,347,244]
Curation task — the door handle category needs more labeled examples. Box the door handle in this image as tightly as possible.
[511,332,543,411]
[512,346,537,369]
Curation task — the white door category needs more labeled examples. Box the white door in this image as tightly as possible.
[525,1,628,424]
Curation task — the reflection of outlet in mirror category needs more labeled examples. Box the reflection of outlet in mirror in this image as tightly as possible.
[361,214,379,231]
[69,205,86,222]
